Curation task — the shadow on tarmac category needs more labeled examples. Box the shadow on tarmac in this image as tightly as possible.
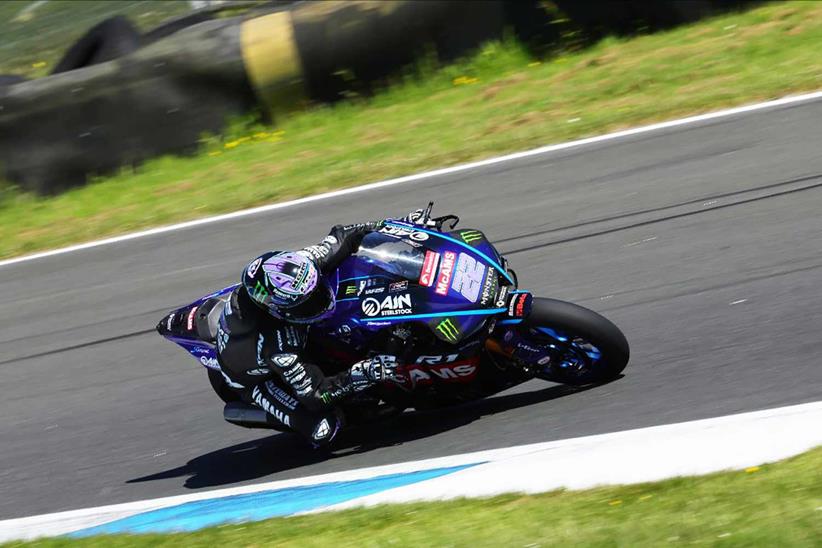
[127,381,613,490]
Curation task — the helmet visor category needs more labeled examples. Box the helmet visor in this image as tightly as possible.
[278,283,333,322]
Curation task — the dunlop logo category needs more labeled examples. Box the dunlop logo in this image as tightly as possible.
[436,318,459,342]
[460,230,482,243]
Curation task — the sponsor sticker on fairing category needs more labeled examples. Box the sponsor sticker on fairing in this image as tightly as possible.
[187,307,197,331]
[479,271,497,306]
[397,359,479,387]
[418,251,440,287]
[435,251,457,296]
[361,293,413,317]
[389,280,408,292]
[199,356,219,369]
[508,293,529,318]
[496,285,509,308]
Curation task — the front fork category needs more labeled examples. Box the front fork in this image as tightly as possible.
[486,325,558,380]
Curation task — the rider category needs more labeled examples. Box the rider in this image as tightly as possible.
[216,210,433,446]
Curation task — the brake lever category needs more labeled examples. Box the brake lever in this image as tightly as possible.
[422,201,434,224]
[431,214,460,231]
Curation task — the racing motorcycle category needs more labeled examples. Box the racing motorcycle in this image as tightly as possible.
[157,203,629,432]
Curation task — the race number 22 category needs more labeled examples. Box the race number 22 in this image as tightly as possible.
[451,253,486,302]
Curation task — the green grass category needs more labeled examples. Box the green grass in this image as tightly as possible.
[2,1,822,260]
[8,446,822,547]
[0,1,193,78]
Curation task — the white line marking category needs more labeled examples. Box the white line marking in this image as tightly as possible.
[2,89,821,269]
[0,400,819,541]
[623,236,657,247]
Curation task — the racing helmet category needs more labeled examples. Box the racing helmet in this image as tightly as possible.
[242,251,335,323]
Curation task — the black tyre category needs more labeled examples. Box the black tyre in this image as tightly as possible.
[524,298,629,385]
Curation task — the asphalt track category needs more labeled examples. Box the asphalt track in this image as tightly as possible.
[2,97,822,520]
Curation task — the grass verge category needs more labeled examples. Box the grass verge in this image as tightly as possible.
[2,2,822,260]
[0,1,192,78]
[8,446,822,547]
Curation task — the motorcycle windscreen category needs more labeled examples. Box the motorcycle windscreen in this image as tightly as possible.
[357,232,425,280]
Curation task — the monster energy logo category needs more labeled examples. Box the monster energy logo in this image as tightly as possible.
[436,318,460,342]
[460,230,482,243]
[252,281,269,301]
[345,285,357,295]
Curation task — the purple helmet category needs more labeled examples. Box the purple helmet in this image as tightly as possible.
[242,251,335,323]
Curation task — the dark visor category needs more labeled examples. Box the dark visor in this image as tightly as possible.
[280,284,333,321]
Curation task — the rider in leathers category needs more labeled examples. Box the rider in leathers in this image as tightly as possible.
[216,212,430,446]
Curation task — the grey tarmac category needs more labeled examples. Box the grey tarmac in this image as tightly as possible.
[1,97,821,519]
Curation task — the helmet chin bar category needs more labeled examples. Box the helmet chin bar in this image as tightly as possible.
[276,283,335,323]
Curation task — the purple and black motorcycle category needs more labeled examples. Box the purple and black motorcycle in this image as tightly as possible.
[157,203,629,431]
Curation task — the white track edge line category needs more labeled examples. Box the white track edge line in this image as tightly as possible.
[3,89,821,269]
[1,400,819,529]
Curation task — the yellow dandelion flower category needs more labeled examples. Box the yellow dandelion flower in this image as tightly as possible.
[608,500,622,506]
[208,151,222,156]
[32,61,47,68]
[745,466,760,473]
[452,76,479,86]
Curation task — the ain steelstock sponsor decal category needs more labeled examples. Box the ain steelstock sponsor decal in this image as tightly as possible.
[361,293,413,317]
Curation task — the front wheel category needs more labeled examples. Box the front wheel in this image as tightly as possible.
[521,298,629,385]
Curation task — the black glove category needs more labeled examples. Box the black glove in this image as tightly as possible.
[348,354,399,391]
[401,209,438,228]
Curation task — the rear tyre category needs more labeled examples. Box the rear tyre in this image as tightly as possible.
[524,298,629,385]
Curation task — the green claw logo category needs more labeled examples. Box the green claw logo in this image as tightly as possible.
[345,285,357,295]
[436,318,460,342]
[252,281,269,300]
[460,230,482,243]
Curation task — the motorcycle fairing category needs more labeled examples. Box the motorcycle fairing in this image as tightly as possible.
[321,226,512,344]
[158,284,236,370]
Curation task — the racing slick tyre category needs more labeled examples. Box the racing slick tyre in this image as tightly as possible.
[526,298,629,385]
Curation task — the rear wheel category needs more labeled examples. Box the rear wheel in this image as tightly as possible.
[523,298,629,385]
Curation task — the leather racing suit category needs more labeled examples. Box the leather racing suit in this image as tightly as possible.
[215,221,395,446]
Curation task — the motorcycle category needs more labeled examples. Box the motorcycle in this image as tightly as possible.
[157,203,629,432]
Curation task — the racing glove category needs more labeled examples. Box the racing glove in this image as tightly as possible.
[401,209,438,228]
[348,354,399,391]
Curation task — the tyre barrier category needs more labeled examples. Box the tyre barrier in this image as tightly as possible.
[0,0,749,194]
